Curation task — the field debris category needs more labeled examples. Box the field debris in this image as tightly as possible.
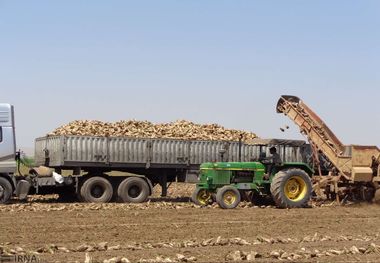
[0,198,357,213]
[226,250,262,261]
[0,198,264,212]
[137,254,197,263]
[103,257,130,263]
[124,237,251,251]
[32,242,122,255]
[2,234,379,257]
[48,119,257,143]
[2,195,380,263]
[225,243,380,261]
[0,237,251,256]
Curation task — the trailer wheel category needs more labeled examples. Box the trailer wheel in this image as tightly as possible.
[216,186,241,209]
[270,168,312,208]
[80,176,113,203]
[117,177,150,203]
[0,177,12,204]
[191,188,212,206]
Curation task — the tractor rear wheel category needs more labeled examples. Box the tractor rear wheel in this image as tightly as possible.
[192,188,212,206]
[270,169,312,208]
[216,186,241,209]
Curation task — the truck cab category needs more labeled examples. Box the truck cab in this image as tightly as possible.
[0,103,17,174]
[0,103,17,203]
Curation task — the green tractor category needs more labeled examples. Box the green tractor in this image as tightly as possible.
[192,158,313,209]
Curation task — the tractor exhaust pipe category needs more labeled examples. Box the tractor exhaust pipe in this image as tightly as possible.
[238,134,243,162]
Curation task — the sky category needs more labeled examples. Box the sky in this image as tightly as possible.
[1,0,379,150]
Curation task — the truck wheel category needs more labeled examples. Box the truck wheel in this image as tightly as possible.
[216,186,241,209]
[117,177,149,203]
[270,169,312,208]
[0,177,12,204]
[80,176,113,203]
[192,188,212,206]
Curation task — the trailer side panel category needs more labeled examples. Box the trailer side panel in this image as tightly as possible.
[35,136,308,169]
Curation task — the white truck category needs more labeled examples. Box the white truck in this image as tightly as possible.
[0,103,309,204]
[0,104,17,203]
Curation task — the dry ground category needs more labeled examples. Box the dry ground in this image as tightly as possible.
[1,184,380,263]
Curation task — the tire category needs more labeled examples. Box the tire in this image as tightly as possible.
[117,177,150,203]
[270,168,312,208]
[191,188,212,206]
[0,177,13,204]
[216,185,241,209]
[80,176,113,203]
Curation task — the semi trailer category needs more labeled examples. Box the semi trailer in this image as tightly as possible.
[0,103,309,204]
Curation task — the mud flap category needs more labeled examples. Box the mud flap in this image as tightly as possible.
[15,180,31,200]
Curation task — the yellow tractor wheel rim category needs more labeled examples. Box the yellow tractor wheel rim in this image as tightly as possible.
[284,176,307,202]
[223,190,237,205]
[197,189,211,205]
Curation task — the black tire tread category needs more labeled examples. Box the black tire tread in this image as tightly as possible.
[80,176,113,203]
[117,177,150,203]
[191,188,211,206]
[0,177,13,204]
[270,168,311,208]
[216,185,241,209]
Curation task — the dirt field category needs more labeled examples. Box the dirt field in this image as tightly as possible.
[1,185,380,263]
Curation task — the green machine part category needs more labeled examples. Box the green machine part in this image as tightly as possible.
[193,161,314,209]
[197,161,313,190]
[197,162,266,190]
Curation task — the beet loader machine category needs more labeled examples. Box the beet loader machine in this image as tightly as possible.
[277,95,380,202]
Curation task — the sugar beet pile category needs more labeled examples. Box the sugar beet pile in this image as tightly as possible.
[49,120,258,143]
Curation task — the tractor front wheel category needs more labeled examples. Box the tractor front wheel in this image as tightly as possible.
[216,186,241,209]
[270,168,312,208]
[192,188,212,206]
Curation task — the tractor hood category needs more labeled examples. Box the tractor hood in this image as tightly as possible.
[200,162,265,171]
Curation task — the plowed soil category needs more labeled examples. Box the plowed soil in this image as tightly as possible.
[1,184,380,263]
